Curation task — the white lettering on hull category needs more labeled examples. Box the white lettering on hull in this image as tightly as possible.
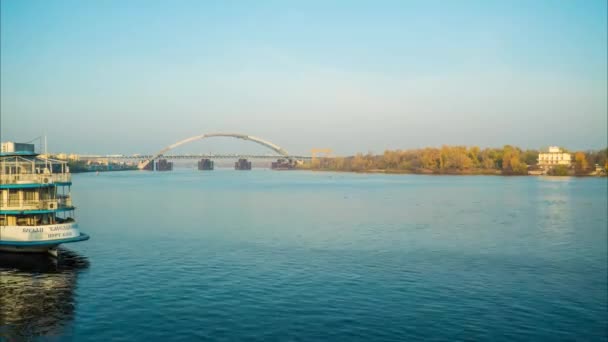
[0,223,79,242]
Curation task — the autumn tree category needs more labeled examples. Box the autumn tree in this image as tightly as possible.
[468,146,481,168]
[502,146,527,175]
[522,149,539,166]
[439,146,473,171]
[351,153,369,171]
[383,150,401,169]
[301,145,606,175]
[479,149,497,169]
[585,148,608,170]
[420,148,440,170]
[574,152,589,175]
[550,165,569,176]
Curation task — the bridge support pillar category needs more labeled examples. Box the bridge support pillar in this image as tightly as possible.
[155,159,173,171]
[235,159,252,170]
[198,159,214,170]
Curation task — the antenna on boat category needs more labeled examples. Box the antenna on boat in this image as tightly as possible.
[44,133,49,172]
[24,135,43,154]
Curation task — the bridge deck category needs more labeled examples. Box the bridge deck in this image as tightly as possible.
[79,154,313,160]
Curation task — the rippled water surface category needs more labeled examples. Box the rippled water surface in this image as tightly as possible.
[1,170,607,341]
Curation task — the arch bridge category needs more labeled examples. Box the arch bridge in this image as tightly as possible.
[138,133,292,170]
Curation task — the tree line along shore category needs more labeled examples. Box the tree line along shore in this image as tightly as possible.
[67,160,138,173]
[299,146,608,176]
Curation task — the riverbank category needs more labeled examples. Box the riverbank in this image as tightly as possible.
[299,167,500,175]
[70,168,138,174]
[68,161,138,173]
[298,167,607,177]
[299,145,607,177]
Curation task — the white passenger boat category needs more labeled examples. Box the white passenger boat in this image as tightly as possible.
[0,142,89,255]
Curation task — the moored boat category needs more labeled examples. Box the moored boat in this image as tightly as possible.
[0,141,89,255]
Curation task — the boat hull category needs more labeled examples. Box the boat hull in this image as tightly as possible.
[0,245,60,253]
[0,222,88,253]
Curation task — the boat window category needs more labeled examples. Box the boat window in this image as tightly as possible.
[8,191,18,205]
[24,191,36,201]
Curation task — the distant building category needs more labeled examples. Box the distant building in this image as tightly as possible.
[51,153,80,161]
[538,146,572,168]
[1,141,35,154]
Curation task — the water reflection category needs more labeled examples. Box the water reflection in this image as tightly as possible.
[0,249,89,341]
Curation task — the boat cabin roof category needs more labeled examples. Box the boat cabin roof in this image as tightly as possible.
[1,154,68,172]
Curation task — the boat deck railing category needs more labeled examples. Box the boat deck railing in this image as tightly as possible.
[0,173,71,185]
[0,197,73,211]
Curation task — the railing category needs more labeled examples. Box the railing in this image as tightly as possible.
[0,198,73,211]
[0,173,71,185]
[57,195,73,207]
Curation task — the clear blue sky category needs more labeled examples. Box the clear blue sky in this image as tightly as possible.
[1,0,606,155]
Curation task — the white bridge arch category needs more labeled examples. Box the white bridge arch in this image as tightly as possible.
[138,133,290,169]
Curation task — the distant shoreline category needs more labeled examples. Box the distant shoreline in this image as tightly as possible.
[70,168,138,174]
[71,167,607,177]
[298,167,607,177]
[298,146,607,177]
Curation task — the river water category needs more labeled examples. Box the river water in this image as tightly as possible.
[1,170,607,341]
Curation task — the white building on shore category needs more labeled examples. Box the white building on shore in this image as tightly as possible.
[538,146,572,168]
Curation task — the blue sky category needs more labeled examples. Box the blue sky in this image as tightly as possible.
[1,0,606,155]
